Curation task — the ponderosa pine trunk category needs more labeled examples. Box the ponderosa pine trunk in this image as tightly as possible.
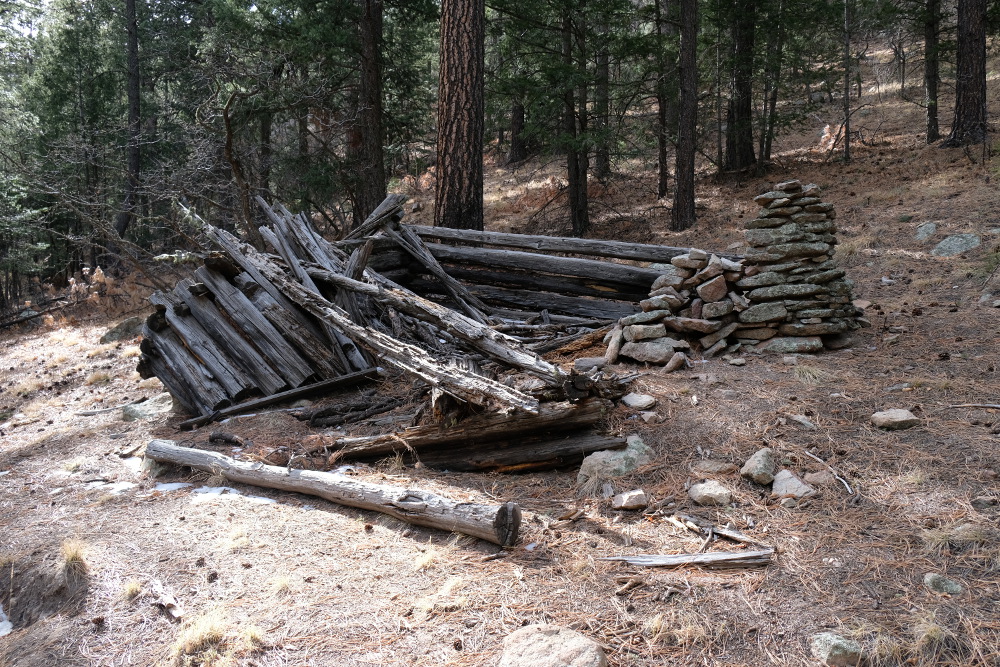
[723,0,756,172]
[942,0,987,147]
[435,0,485,230]
[671,0,697,231]
[114,0,140,238]
[563,11,589,237]
[924,0,941,143]
[507,101,528,164]
[655,0,678,199]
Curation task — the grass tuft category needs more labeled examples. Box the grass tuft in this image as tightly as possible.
[61,538,88,576]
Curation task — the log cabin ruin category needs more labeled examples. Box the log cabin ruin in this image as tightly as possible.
[138,180,865,545]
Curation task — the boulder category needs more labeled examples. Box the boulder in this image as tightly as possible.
[577,435,654,486]
[771,470,816,500]
[810,632,864,667]
[931,234,981,257]
[621,393,656,410]
[620,338,690,364]
[740,448,776,485]
[612,489,649,510]
[688,480,732,506]
[756,336,824,354]
[123,393,176,422]
[499,624,607,667]
[100,316,144,344]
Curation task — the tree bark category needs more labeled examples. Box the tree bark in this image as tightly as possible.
[350,0,387,228]
[114,0,140,238]
[671,0,698,231]
[507,100,528,164]
[941,0,987,147]
[435,0,485,230]
[143,439,522,546]
[723,0,756,172]
[563,11,589,237]
[655,0,678,199]
[924,0,941,143]
[593,17,611,183]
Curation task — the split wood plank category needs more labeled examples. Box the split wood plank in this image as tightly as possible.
[178,368,381,430]
[599,549,775,569]
[344,193,409,241]
[204,225,540,413]
[408,224,744,263]
[414,431,627,472]
[409,280,638,320]
[139,324,230,414]
[144,439,521,546]
[439,264,650,302]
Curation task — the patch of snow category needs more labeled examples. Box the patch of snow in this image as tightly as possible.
[0,470,10,477]
[153,482,192,493]
[122,457,144,473]
[189,486,275,505]
[0,602,12,637]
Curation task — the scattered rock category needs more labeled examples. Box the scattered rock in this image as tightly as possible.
[499,624,608,667]
[639,411,660,423]
[574,357,606,372]
[621,393,656,410]
[728,357,746,366]
[612,489,649,510]
[756,336,824,354]
[577,435,654,487]
[810,632,864,667]
[924,573,963,596]
[662,352,688,373]
[123,393,176,422]
[690,460,738,475]
[688,480,732,506]
[741,448,776,485]
[870,409,920,430]
[100,316,145,344]
[915,222,937,241]
[786,414,816,430]
[804,470,836,486]
[971,496,998,510]
[620,338,690,364]
[931,233,981,257]
[771,469,816,499]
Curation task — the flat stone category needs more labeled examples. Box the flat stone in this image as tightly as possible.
[741,448,776,485]
[662,317,723,334]
[691,460,738,475]
[577,435,654,487]
[701,299,734,319]
[123,393,176,422]
[802,269,847,284]
[915,222,937,241]
[753,190,789,205]
[696,275,729,303]
[804,202,834,213]
[931,233,980,257]
[662,351,688,373]
[622,393,656,410]
[737,272,790,288]
[688,480,732,506]
[671,254,708,270]
[757,205,803,218]
[790,212,830,224]
[738,302,788,323]
[688,248,709,260]
[772,470,816,499]
[612,489,649,510]
[735,327,778,341]
[745,242,831,261]
[698,322,739,349]
[624,323,667,342]
[924,573,963,596]
[499,624,607,667]
[787,414,817,430]
[748,283,826,301]
[620,310,670,326]
[574,357,606,372]
[100,316,144,344]
[756,336,824,354]
[810,632,864,667]
[871,409,920,430]
[778,321,850,336]
[804,470,837,486]
[620,338,690,363]
[728,357,746,366]
[745,216,789,229]
[776,179,802,192]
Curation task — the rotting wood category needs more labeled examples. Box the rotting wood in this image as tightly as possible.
[178,369,380,430]
[343,193,408,241]
[454,283,639,321]
[304,265,563,384]
[408,224,744,263]
[204,225,541,413]
[438,264,650,302]
[306,397,612,461]
[413,431,627,472]
[139,325,230,415]
[599,549,775,569]
[144,439,521,546]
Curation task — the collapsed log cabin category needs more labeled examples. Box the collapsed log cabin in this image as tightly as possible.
[138,195,727,472]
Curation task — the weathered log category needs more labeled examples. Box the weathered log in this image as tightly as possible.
[314,397,612,460]
[423,242,664,288]
[144,439,521,546]
[599,549,775,569]
[343,193,408,241]
[414,431,627,472]
[204,226,540,413]
[408,224,744,263]
[437,264,649,302]
[139,324,230,414]
[411,281,638,320]
[178,369,380,430]
[304,265,562,384]
[148,292,263,399]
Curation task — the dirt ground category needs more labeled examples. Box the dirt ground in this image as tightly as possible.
[3,68,1000,666]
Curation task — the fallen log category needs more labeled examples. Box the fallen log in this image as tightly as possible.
[599,549,775,569]
[312,397,612,461]
[414,431,627,472]
[408,225,744,263]
[178,368,380,430]
[144,439,521,546]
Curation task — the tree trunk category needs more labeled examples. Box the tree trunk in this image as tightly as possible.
[114,0,140,238]
[655,0,678,199]
[507,101,528,163]
[143,439,522,546]
[435,0,485,230]
[842,0,852,162]
[563,11,589,237]
[594,18,611,183]
[758,0,785,164]
[350,0,387,229]
[723,0,756,172]
[942,0,987,147]
[259,109,272,199]
[924,0,941,143]
[671,0,698,231]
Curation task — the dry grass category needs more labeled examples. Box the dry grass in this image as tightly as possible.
[85,371,113,386]
[172,609,266,667]
[121,578,143,600]
[794,364,835,385]
[60,538,88,576]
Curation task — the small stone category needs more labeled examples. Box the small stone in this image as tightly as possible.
[741,448,776,485]
[971,496,998,510]
[499,624,608,667]
[624,323,667,342]
[804,470,836,486]
[696,275,729,303]
[622,393,656,410]
[772,470,816,499]
[915,222,937,241]
[810,632,863,667]
[923,573,963,596]
[787,414,816,430]
[688,480,732,506]
[620,338,690,364]
[738,302,788,323]
[756,336,824,354]
[931,234,981,257]
[701,299,734,319]
[639,411,660,423]
[782,355,798,365]
[123,393,176,422]
[779,498,799,508]
[690,460,738,475]
[728,357,746,366]
[612,489,649,510]
[662,351,688,373]
[574,357,606,372]
[871,409,921,430]
[577,435,654,487]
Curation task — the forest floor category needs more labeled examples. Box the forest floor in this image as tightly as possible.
[3,74,1000,666]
